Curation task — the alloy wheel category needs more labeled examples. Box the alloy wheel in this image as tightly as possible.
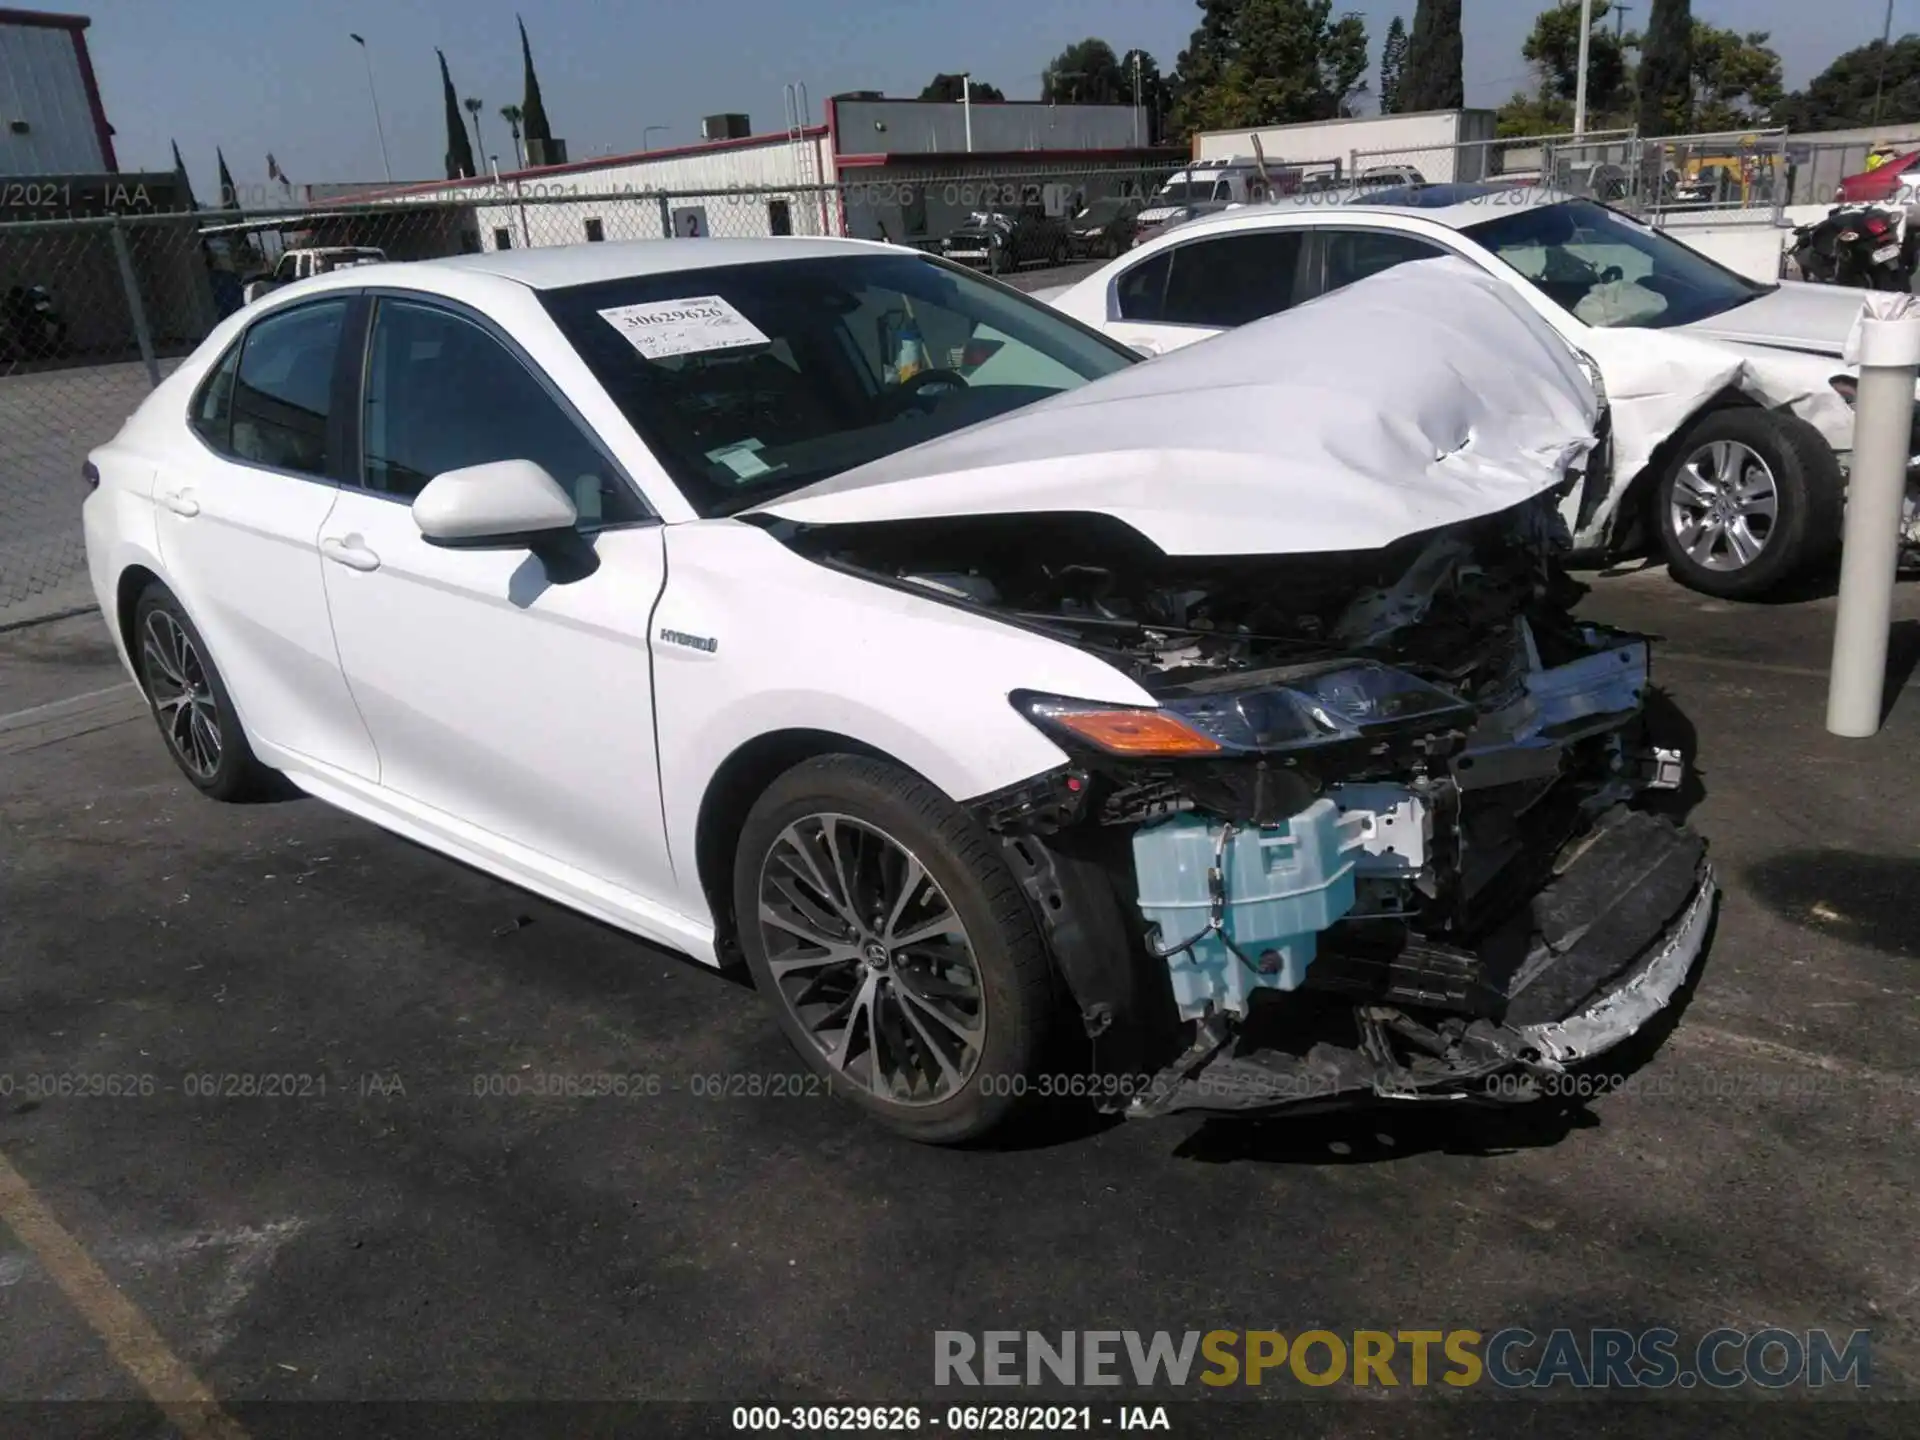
[141,610,223,780]
[1669,439,1780,572]
[755,813,986,1105]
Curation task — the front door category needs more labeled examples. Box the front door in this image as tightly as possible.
[317,294,675,907]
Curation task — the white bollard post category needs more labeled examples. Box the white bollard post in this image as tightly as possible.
[1827,307,1920,737]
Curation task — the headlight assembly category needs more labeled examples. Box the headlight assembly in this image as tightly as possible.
[1013,663,1476,760]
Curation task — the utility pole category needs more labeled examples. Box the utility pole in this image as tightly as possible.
[1574,0,1594,137]
[1132,51,1143,146]
[1614,2,1633,41]
[959,72,973,153]
[1873,0,1897,126]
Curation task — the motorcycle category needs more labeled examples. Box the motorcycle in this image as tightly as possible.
[0,284,69,363]
[1789,205,1917,290]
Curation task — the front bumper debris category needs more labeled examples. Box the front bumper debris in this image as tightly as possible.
[1124,812,1716,1119]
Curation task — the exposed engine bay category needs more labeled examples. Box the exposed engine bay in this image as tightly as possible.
[765,490,1715,1119]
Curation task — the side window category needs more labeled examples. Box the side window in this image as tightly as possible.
[228,299,349,477]
[1114,249,1172,322]
[360,299,648,526]
[189,341,240,451]
[1160,230,1306,328]
[1323,229,1451,293]
[272,254,297,281]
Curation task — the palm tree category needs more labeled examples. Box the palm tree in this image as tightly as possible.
[499,103,525,169]
[462,96,488,174]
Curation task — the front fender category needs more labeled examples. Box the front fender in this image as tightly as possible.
[652,520,1150,922]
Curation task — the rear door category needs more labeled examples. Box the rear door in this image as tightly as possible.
[152,295,379,779]
[316,292,676,907]
[1103,226,1311,356]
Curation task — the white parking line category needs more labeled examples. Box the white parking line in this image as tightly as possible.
[0,682,137,732]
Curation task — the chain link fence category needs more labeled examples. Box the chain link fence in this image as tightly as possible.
[0,165,1178,625]
[1347,127,1789,222]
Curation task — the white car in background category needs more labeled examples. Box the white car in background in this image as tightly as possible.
[1046,183,1900,599]
[83,238,1712,1143]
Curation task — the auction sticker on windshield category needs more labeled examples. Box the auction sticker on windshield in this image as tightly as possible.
[598,296,771,360]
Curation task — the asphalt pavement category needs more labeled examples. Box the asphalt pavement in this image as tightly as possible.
[1,530,1916,1433]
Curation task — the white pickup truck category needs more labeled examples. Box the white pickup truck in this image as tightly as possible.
[242,246,388,305]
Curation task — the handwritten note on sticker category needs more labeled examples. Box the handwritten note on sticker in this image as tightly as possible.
[598,296,771,360]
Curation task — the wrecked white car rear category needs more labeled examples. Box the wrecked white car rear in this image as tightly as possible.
[1047,189,1913,600]
[748,260,1715,1127]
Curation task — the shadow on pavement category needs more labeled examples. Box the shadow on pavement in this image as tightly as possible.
[1743,847,1920,957]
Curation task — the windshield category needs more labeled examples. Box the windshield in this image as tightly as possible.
[1462,198,1768,329]
[1074,199,1129,224]
[541,252,1136,518]
[1156,180,1229,203]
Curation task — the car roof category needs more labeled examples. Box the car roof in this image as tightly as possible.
[1179,182,1580,233]
[423,235,896,290]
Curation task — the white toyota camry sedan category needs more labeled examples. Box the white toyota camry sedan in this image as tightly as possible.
[84,239,1715,1142]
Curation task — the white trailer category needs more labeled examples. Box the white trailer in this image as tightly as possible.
[1191,109,1498,184]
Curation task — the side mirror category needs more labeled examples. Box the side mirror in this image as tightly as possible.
[412,459,578,548]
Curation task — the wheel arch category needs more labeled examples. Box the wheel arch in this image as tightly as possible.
[114,562,165,683]
[1618,386,1766,553]
[692,727,897,962]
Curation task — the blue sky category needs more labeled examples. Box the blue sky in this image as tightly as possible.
[77,0,1916,197]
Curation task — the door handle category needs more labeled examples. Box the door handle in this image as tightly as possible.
[319,535,381,572]
[158,488,200,517]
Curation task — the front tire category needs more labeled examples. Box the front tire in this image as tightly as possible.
[131,583,271,800]
[732,755,1056,1143]
[1654,409,1843,599]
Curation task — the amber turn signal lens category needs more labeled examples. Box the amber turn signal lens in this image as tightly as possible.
[1047,708,1221,756]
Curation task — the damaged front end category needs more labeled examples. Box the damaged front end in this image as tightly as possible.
[771,495,1720,1128]
[774,486,1715,1120]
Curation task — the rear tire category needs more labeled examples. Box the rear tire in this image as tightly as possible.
[1654,408,1843,600]
[131,582,272,801]
[732,755,1056,1144]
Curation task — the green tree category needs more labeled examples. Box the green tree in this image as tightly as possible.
[171,139,199,210]
[1401,0,1464,112]
[919,74,1005,103]
[216,146,238,208]
[1774,35,1920,130]
[517,16,553,148]
[1170,0,1370,137]
[438,49,476,179]
[1378,16,1409,114]
[1688,23,1782,131]
[1636,0,1693,137]
[1497,1,1631,136]
[1043,38,1125,103]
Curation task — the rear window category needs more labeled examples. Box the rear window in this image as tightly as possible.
[539,252,1135,517]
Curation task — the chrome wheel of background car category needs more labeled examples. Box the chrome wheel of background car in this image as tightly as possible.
[755,813,986,1106]
[140,610,223,779]
[1669,439,1779,571]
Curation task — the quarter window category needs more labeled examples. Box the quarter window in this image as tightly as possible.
[190,341,240,450]
[360,299,647,525]
[1115,250,1172,321]
[226,298,349,477]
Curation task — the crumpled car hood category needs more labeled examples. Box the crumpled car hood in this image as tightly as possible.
[1674,280,1867,357]
[752,257,1600,557]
